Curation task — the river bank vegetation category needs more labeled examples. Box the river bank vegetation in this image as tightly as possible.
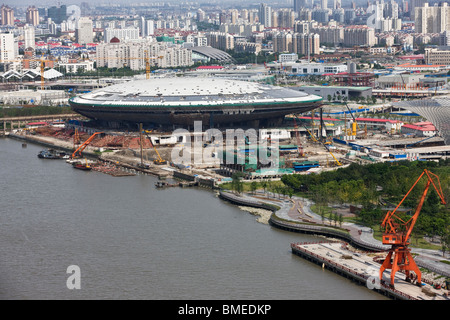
[281,160,450,253]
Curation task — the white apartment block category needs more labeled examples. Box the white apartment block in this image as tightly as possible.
[104,28,140,43]
[207,32,234,51]
[23,24,35,50]
[59,61,95,73]
[0,32,15,62]
[76,17,93,45]
[343,26,376,47]
[290,62,347,75]
[96,40,193,70]
[415,3,450,34]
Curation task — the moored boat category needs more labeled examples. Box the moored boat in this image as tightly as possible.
[38,149,69,159]
[72,162,92,170]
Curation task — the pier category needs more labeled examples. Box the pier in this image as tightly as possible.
[291,241,449,300]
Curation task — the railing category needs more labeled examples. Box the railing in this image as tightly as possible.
[270,216,387,252]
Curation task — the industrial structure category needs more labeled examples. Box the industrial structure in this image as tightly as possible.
[379,169,446,288]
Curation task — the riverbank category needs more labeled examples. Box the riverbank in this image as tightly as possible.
[7,131,450,292]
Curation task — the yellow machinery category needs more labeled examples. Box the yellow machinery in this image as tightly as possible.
[139,123,166,165]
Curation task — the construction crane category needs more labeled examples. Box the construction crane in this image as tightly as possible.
[294,114,341,166]
[291,116,304,157]
[96,54,164,79]
[379,169,446,288]
[71,132,104,159]
[73,128,80,149]
[138,124,166,165]
[1,55,55,90]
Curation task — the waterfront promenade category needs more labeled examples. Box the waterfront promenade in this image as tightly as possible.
[219,190,450,280]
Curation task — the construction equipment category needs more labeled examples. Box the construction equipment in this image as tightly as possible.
[294,114,341,166]
[71,132,104,159]
[73,128,80,149]
[1,55,55,90]
[139,125,166,165]
[291,116,304,157]
[379,169,446,288]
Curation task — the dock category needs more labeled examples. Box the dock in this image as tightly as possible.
[291,241,449,300]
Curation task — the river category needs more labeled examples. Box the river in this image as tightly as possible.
[0,137,385,300]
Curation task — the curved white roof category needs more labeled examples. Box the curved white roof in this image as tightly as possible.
[71,76,322,107]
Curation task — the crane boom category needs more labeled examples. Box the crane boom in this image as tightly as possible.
[71,132,103,159]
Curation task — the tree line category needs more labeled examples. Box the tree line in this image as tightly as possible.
[281,160,450,253]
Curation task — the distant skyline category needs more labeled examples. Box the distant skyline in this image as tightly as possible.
[0,0,371,9]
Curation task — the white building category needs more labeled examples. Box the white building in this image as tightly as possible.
[290,62,347,75]
[96,40,193,70]
[0,32,17,71]
[76,17,93,45]
[23,24,35,50]
[59,60,95,73]
[104,28,140,43]
[279,53,298,63]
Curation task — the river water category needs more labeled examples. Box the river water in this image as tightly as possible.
[0,137,385,300]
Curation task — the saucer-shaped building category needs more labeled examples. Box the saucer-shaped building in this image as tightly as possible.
[69,77,323,128]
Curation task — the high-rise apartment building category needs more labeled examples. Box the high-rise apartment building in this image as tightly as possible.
[310,25,344,45]
[26,6,39,26]
[293,33,320,57]
[23,24,35,49]
[343,26,376,46]
[410,0,427,21]
[259,3,272,27]
[207,32,235,51]
[1,5,14,26]
[0,32,15,62]
[96,40,192,70]
[273,31,293,52]
[104,28,140,43]
[415,3,450,34]
[76,17,93,45]
[48,5,67,24]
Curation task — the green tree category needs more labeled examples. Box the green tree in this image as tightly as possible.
[250,181,258,194]
[231,172,244,194]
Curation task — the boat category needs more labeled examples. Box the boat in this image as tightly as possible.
[38,149,69,159]
[72,159,92,171]
[72,162,92,171]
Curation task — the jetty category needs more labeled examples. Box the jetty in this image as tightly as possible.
[291,241,449,300]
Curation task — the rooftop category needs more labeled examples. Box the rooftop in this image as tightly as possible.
[71,76,323,107]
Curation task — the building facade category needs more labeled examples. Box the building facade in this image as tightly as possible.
[415,3,450,34]
[26,6,39,26]
[76,17,93,45]
[1,5,14,26]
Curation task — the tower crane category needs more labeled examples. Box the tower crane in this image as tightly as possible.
[1,55,55,90]
[379,169,446,288]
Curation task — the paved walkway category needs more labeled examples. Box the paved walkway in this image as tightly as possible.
[238,190,450,278]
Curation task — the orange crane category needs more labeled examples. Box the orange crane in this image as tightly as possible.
[379,169,446,288]
[71,132,104,159]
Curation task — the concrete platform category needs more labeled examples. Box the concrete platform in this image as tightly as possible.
[291,241,449,300]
